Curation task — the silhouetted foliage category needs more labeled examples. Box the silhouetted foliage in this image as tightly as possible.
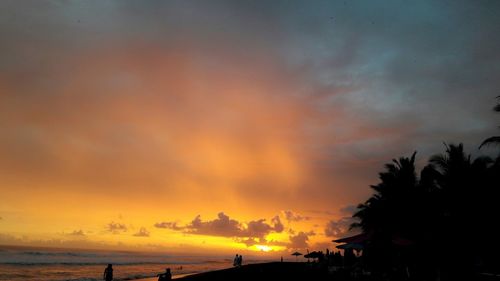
[351,143,500,280]
[479,96,500,148]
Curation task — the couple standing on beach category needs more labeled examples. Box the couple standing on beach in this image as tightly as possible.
[233,254,243,267]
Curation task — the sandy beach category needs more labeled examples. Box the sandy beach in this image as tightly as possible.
[137,262,500,281]
[137,262,342,281]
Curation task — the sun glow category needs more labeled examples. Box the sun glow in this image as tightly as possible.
[255,245,272,252]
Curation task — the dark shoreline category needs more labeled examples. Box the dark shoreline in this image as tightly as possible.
[177,262,346,281]
[137,261,500,281]
[137,262,332,281]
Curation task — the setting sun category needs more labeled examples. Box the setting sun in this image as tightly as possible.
[255,245,272,252]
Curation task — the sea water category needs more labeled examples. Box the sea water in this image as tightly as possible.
[0,245,261,281]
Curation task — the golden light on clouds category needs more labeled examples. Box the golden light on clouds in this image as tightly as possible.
[2,0,499,260]
[0,44,357,254]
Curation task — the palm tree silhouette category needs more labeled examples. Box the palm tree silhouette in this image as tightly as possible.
[479,96,500,148]
[350,143,500,279]
[352,152,420,276]
[427,143,498,278]
[354,152,420,231]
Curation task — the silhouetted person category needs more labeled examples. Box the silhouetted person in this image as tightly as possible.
[233,254,239,267]
[103,264,113,281]
[157,268,171,281]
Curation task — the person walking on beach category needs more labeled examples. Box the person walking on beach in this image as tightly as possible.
[103,264,113,281]
[157,268,172,281]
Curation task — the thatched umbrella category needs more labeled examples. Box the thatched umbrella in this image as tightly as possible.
[304,251,322,262]
[291,251,302,262]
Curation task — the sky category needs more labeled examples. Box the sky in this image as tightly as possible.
[1,0,499,256]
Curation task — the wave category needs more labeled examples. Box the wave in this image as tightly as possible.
[121,273,157,280]
[2,262,154,266]
[0,260,205,266]
[22,251,97,257]
[65,274,157,281]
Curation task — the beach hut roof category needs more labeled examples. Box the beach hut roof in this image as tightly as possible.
[336,243,364,250]
[333,233,369,244]
[333,233,414,247]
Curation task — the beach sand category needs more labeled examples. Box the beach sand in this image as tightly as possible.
[138,262,335,281]
[137,272,193,281]
[135,262,500,281]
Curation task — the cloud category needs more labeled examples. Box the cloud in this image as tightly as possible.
[306,210,335,216]
[1,1,500,253]
[289,231,315,250]
[236,237,264,247]
[187,213,242,237]
[156,212,284,240]
[282,210,310,222]
[154,221,184,231]
[339,205,358,216]
[0,232,172,252]
[236,236,289,248]
[237,238,259,247]
[106,222,127,234]
[67,229,85,236]
[245,219,274,238]
[271,215,284,233]
[133,227,150,237]
[325,217,358,238]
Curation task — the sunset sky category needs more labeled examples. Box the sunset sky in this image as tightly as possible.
[1,1,499,256]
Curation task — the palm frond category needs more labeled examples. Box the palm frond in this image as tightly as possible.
[479,136,500,149]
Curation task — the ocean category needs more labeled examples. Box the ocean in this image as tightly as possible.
[0,245,266,281]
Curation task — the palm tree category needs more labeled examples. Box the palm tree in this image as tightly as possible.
[352,152,420,276]
[479,96,500,148]
[427,143,498,278]
[352,152,419,236]
[351,143,500,279]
